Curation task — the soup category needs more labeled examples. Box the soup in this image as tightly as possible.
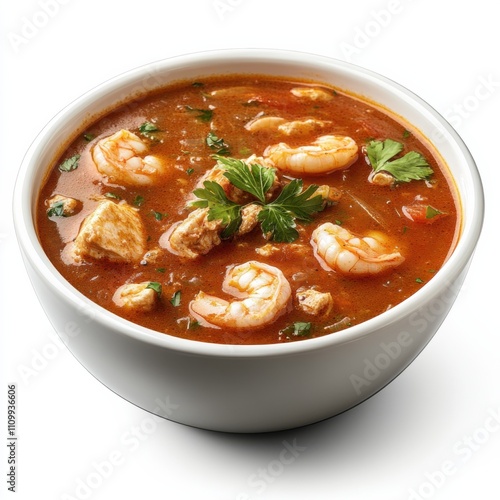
[36,75,460,345]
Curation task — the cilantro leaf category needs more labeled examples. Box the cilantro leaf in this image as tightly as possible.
[366,139,433,182]
[58,154,80,172]
[213,155,275,203]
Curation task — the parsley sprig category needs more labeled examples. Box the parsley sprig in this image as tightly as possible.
[191,155,325,242]
[366,139,433,182]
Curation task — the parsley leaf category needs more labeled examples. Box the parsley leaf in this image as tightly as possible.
[185,106,213,122]
[366,139,433,182]
[425,205,443,219]
[47,200,67,217]
[192,181,242,238]
[146,282,162,296]
[58,154,80,172]
[213,155,275,203]
[280,321,312,337]
[259,180,323,242]
[206,132,230,155]
[191,156,325,242]
[170,290,181,307]
[133,195,145,207]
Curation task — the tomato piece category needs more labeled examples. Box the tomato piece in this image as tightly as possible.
[402,202,446,224]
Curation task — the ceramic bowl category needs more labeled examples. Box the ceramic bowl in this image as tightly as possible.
[13,49,484,432]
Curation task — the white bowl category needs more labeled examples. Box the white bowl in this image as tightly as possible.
[13,49,484,432]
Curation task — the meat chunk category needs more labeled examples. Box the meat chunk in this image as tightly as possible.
[296,288,334,316]
[188,154,281,206]
[73,200,146,262]
[112,282,157,312]
[237,203,262,236]
[162,208,223,259]
[46,194,80,217]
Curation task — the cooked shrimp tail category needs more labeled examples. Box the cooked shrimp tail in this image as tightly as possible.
[189,261,292,330]
[92,129,165,186]
[311,223,404,276]
[264,135,358,175]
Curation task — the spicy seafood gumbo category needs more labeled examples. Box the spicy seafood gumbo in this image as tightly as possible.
[36,76,460,344]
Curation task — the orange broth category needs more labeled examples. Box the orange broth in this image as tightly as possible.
[36,76,460,344]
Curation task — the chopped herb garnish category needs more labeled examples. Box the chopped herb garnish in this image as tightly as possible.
[186,168,195,175]
[150,210,167,221]
[192,82,204,87]
[47,201,66,217]
[402,129,411,139]
[156,267,166,273]
[366,139,433,182]
[170,290,181,307]
[139,121,160,140]
[191,155,325,242]
[58,154,80,172]
[258,179,324,243]
[133,195,145,207]
[188,319,200,330]
[192,181,242,239]
[139,122,159,134]
[280,322,313,337]
[104,192,121,200]
[415,277,424,284]
[425,205,443,219]
[146,281,162,296]
[83,133,95,142]
[206,131,230,155]
[185,105,213,122]
[212,155,275,204]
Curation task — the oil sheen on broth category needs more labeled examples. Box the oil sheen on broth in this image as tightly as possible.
[36,76,460,345]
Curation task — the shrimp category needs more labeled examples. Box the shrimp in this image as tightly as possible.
[290,87,335,101]
[92,129,164,186]
[263,135,358,175]
[245,115,329,136]
[311,223,405,276]
[189,261,292,330]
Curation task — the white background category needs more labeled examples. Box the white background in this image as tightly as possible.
[1,1,498,499]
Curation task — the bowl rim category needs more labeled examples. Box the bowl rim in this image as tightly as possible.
[13,48,485,358]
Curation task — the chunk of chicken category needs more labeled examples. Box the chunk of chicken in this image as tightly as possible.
[112,282,157,312]
[73,200,146,262]
[46,194,80,217]
[188,154,281,206]
[237,203,262,236]
[296,288,334,316]
[162,208,224,259]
